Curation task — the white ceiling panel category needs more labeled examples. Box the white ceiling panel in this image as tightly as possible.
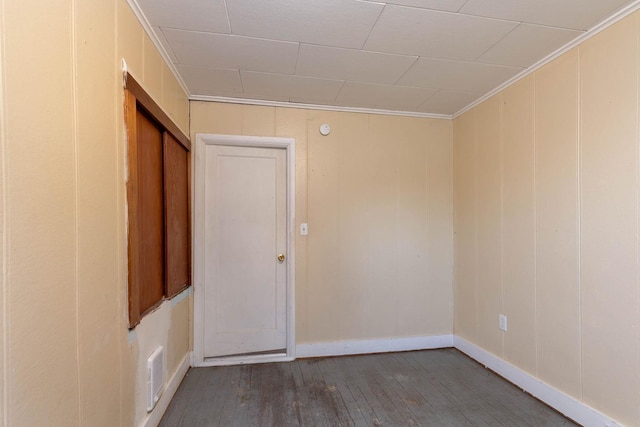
[162,29,299,74]
[226,0,384,49]
[478,24,582,67]
[399,58,523,93]
[460,0,635,30]
[177,65,242,95]
[295,45,418,85]
[364,5,519,61]
[335,82,438,111]
[379,0,467,12]
[133,0,638,116]
[418,90,481,115]
[137,0,230,33]
[240,71,344,102]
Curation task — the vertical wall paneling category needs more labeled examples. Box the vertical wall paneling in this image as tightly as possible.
[0,0,6,424]
[368,115,400,338]
[396,117,429,336]
[241,105,276,136]
[0,0,191,424]
[453,111,478,341]
[474,96,503,357]
[117,1,192,422]
[307,110,341,341]
[75,0,120,423]
[580,15,640,424]
[336,113,370,340]
[142,34,163,103]
[534,49,581,397]
[191,103,454,345]
[501,76,536,374]
[4,0,79,424]
[424,119,454,333]
[453,10,640,425]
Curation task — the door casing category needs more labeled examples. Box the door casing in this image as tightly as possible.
[192,133,296,367]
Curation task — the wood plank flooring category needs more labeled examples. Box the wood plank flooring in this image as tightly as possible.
[159,349,578,426]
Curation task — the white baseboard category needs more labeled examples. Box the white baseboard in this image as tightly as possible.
[141,351,191,427]
[453,337,622,427]
[296,334,454,358]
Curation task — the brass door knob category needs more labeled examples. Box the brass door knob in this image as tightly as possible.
[277,253,286,263]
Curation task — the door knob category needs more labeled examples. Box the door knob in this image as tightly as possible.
[277,253,285,263]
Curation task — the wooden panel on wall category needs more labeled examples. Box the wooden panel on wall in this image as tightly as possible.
[136,109,165,314]
[164,132,191,297]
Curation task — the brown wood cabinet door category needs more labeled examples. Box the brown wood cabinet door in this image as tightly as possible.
[164,132,191,297]
[136,109,165,314]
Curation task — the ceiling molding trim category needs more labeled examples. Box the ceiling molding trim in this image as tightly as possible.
[189,95,453,120]
[452,0,640,119]
[126,0,191,97]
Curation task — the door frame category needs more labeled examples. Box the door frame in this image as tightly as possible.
[192,133,296,367]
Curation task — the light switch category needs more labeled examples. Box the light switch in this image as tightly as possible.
[300,223,309,236]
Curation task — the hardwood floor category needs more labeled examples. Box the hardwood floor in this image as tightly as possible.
[160,349,577,426]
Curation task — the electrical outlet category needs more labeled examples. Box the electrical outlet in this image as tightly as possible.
[499,314,508,332]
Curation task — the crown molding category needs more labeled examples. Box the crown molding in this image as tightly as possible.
[189,95,452,119]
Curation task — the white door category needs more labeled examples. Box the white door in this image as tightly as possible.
[203,144,287,358]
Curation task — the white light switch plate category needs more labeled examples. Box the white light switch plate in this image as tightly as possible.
[300,223,308,236]
[499,314,507,331]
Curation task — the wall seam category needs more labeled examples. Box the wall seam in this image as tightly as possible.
[636,12,640,414]
[532,73,539,377]
[473,110,479,342]
[70,0,82,424]
[499,94,505,359]
[576,44,584,401]
[451,121,457,336]
[114,1,125,423]
[0,0,8,424]
[395,117,400,335]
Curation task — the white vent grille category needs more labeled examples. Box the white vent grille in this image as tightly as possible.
[147,346,164,412]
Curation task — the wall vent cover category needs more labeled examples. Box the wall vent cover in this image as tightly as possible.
[147,346,164,412]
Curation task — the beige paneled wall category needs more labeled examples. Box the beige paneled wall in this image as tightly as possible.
[0,0,190,425]
[453,11,640,426]
[191,102,454,344]
[116,2,191,426]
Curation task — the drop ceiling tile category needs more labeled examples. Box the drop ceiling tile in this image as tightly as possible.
[295,45,417,85]
[162,29,298,74]
[137,0,230,33]
[364,5,518,61]
[418,90,481,115]
[226,0,384,49]
[460,0,634,30]
[478,24,582,67]
[335,82,438,111]
[381,0,467,12]
[240,71,344,102]
[398,57,523,93]
[176,65,242,95]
